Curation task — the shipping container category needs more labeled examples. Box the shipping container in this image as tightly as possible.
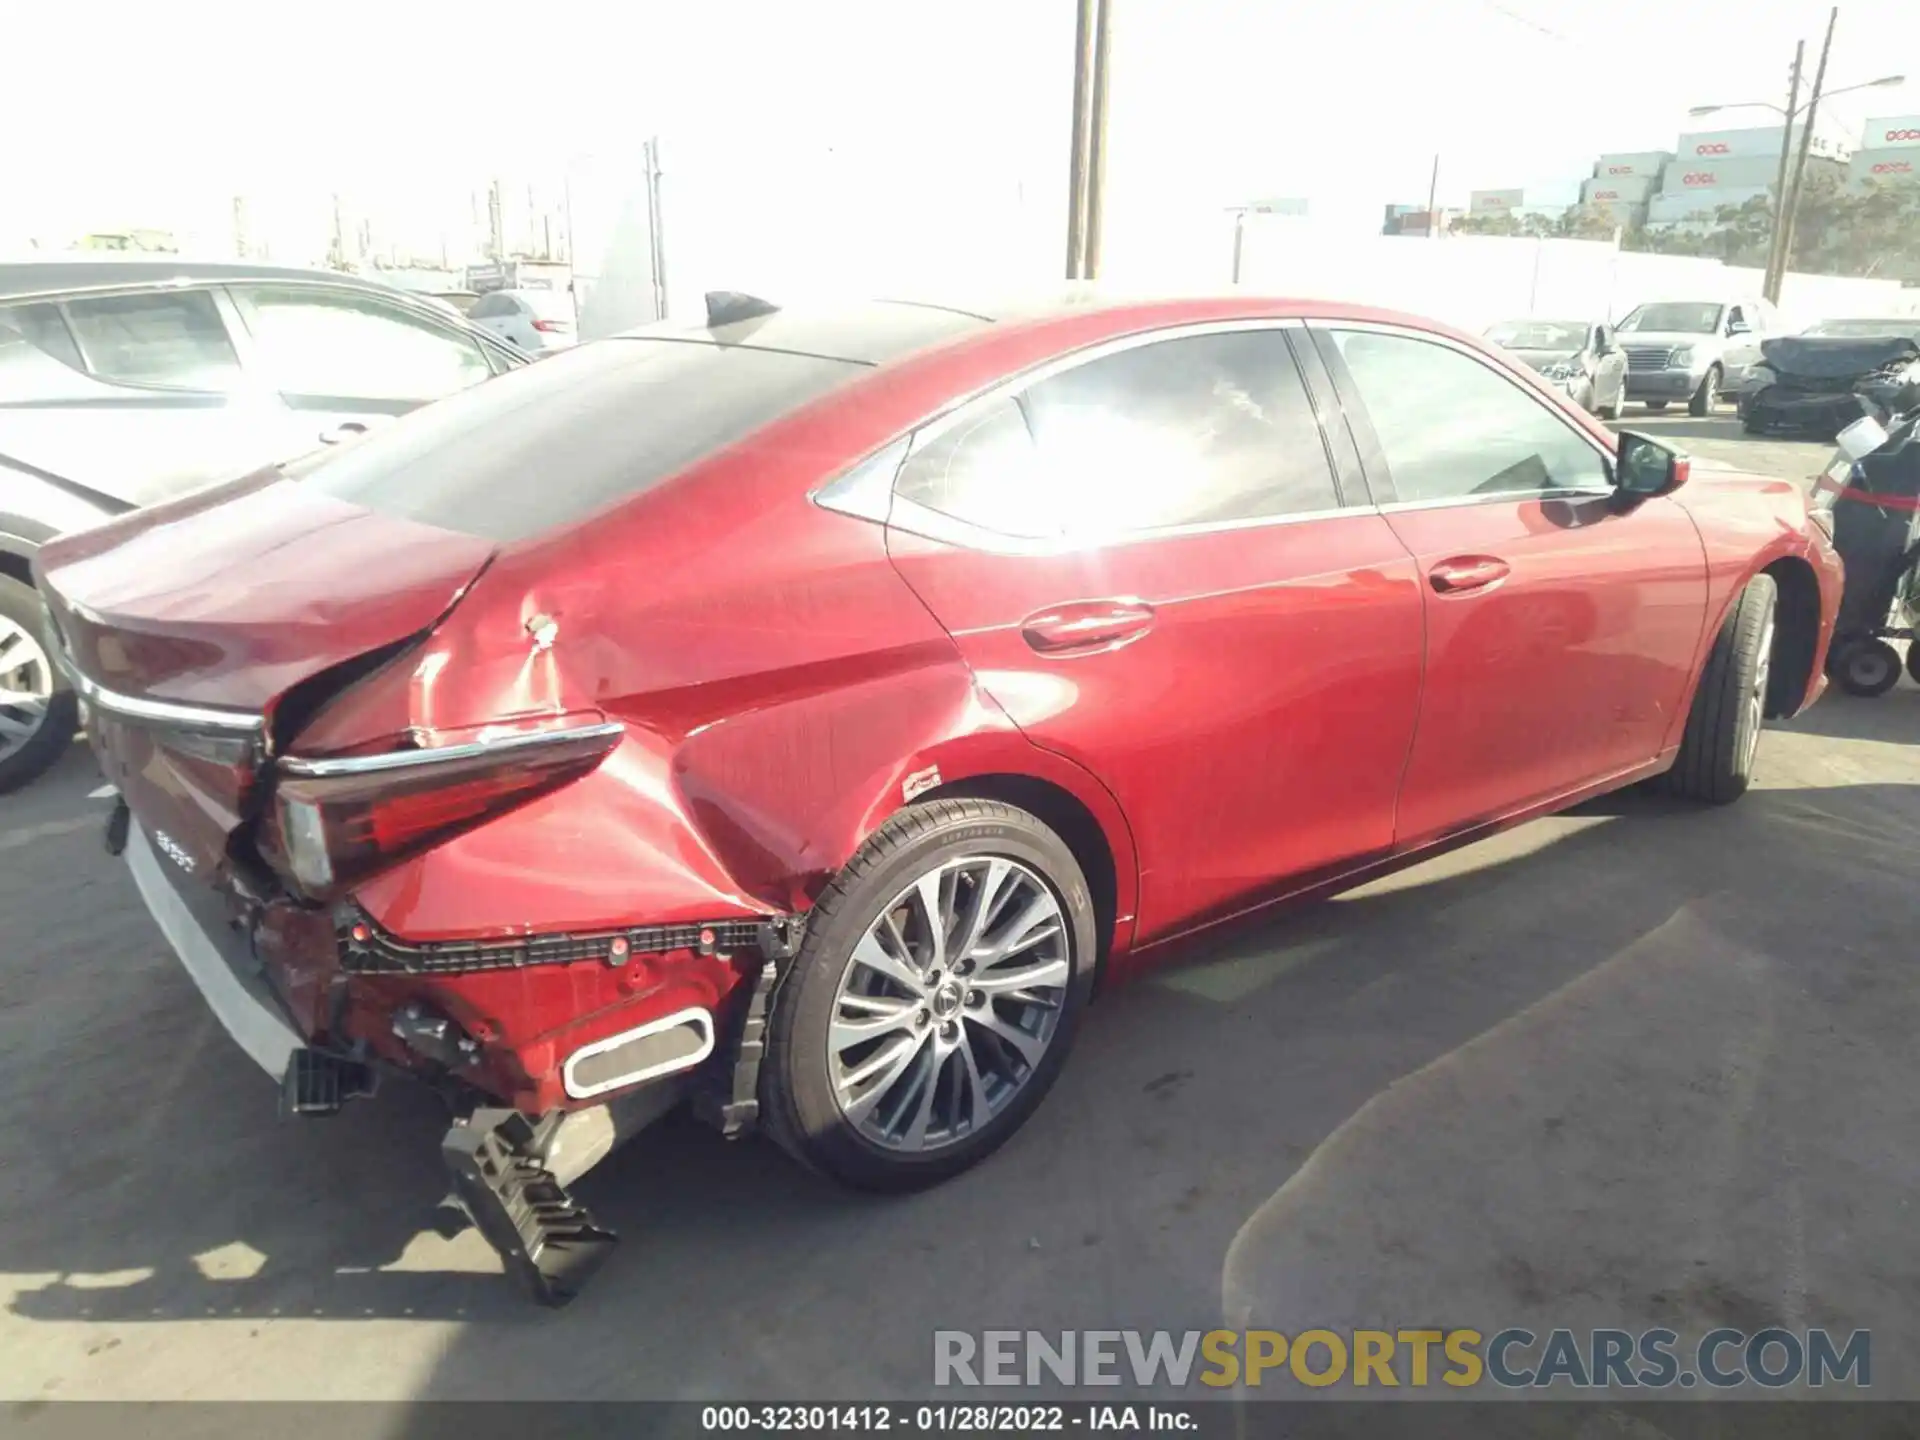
[1647,186,1770,224]
[1469,188,1526,214]
[1582,174,1656,203]
[1862,116,1920,151]
[1850,149,1920,187]
[1676,121,1849,162]
[1594,151,1673,180]
[1662,154,1844,194]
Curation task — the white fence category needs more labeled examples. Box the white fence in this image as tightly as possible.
[573,145,1917,339]
[1225,229,1916,333]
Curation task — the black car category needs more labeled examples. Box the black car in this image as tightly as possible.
[1741,319,1920,437]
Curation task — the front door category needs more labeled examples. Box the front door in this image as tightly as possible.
[881,323,1426,945]
[1312,323,1708,849]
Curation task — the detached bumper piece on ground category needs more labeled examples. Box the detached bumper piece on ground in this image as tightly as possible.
[442,1109,619,1308]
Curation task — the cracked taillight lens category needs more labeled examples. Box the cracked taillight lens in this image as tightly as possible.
[264,721,623,901]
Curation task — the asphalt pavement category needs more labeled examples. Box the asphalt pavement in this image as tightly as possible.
[3,410,1915,1411]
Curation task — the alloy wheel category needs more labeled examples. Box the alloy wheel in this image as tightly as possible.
[1745,609,1774,771]
[0,613,53,765]
[828,855,1071,1152]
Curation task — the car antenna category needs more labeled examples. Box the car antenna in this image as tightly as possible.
[705,291,780,328]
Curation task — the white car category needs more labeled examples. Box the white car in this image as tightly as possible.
[467,289,578,354]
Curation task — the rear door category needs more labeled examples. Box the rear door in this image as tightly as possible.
[881,321,1426,946]
[0,288,295,509]
[1312,322,1707,847]
[226,284,498,454]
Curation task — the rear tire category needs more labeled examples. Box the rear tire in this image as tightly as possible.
[0,574,75,794]
[1831,637,1902,698]
[1905,641,1920,688]
[1664,574,1776,804]
[760,797,1098,1192]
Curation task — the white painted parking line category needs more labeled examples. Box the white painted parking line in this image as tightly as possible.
[88,784,118,800]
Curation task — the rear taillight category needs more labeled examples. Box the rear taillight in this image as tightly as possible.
[531,318,572,333]
[265,720,623,900]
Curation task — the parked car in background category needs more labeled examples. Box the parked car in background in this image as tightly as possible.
[0,257,528,788]
[1485,318,1628,419]
[1616,298,1782,415]
[1741,321,1920,436]
[37,290,1841,1305]
[0,451,126,789]
[467,288,578,354]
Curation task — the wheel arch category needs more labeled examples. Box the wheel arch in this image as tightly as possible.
[848,734,1141,975]
[914,771,1125,983]
[1761,553,1822,718]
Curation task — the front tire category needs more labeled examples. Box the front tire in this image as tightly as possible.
[1688,365,1722,417]
[1601,386,1625,421]
[1664,574,1776,804]
[0,574,75,794]
[760,797,1098,1191]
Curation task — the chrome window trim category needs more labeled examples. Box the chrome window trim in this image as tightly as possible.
[1308,317,1621,500]
[53,649,266,736]
[875,316,1368,551]
[279,720,626,779]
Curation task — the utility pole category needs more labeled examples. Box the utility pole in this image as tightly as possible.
[1762,41,1805,297]
[1772,7,1837,304]
[1064,0,1098,278]
[1082,0,1114,277]
[1425,154,1441,238]
[644,137,668,321]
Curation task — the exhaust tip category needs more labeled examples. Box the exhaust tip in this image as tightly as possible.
[562,1008,715,1100]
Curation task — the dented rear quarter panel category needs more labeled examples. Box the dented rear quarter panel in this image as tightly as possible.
[315,360,1146,961]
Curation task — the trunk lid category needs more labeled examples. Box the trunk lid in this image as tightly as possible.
[36,473,496,882]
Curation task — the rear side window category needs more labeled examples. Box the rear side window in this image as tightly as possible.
[291,338,867,542]
[468,293,513,319]
[894,327,1340,539]
[62,290,242,390]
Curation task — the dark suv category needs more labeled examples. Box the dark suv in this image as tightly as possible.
[0,258,527,790]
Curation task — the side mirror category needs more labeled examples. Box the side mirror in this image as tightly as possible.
[1727,319,1751,336]
[1615,431,1691,499]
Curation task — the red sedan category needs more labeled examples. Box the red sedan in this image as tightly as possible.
[35,292,1842,1303]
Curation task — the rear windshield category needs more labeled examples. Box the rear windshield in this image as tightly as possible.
[289,338,867,542]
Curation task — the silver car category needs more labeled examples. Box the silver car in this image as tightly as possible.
[1614,298,1781,416]
[1484,318,1628,419]
[0,258,529,789]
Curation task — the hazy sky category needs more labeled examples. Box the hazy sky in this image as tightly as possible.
[4,0,1916,262]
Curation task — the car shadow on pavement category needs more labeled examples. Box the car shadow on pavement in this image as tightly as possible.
[1776,683,1920,743]
[9,741,1920,1400]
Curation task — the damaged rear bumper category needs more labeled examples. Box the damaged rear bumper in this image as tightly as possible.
[118,813,795,1305]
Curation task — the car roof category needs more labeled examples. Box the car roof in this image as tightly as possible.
[0,256,442,304]
[612,289,1469,369]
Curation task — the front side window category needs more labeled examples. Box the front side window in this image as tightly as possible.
[1331,330,1609,503]
[61,289,241,390]
[238,286,493,401]
[894,328,1340,540]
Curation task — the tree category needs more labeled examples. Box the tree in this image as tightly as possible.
[1621,174,1920,280]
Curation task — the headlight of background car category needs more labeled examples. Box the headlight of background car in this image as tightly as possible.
[1669,346,1696,368]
